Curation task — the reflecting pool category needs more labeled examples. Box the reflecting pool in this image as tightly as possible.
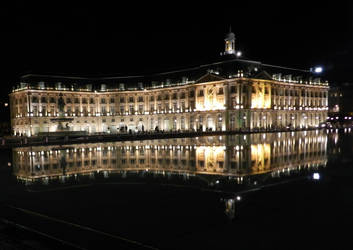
[12,130,327,191]
[2,129,353,250]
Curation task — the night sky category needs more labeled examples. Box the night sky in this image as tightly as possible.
[1,2,353,100]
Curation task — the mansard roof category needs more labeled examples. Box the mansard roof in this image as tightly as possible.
[17,58,325,91]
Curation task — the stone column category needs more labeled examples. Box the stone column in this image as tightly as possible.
[224,82,230,131]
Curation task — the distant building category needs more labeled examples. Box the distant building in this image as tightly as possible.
[336,83,353,115]
[9,31,329,136]
[328,86,342,114]
[0,99,10,135]
[327,83,353,125]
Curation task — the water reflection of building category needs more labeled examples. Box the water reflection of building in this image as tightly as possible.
[9,31,328,136]
[13,131,327,184]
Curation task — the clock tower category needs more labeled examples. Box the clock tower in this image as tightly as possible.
[224,27,236,55]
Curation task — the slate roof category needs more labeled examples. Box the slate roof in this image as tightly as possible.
[17,57,322,91]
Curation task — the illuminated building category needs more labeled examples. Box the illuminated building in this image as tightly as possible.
[12,131,327,184]
[9,31,329,136]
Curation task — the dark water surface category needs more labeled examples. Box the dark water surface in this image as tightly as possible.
[1,130,352,249]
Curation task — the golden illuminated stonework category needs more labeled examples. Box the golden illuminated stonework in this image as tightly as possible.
[12,131,327,184]
[8,33,329,136]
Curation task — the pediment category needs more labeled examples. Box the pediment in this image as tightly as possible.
[254,70,273,80]
[196,73,225,83]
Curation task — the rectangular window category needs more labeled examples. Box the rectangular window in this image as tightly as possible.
[138,104,144,114]
[231,97,236,107]
[83,106,88,116]
[41,106,46,116]
[190,101,195,109]
[50,105,55,115]
[218,87,224,95]
[67,106,72,114]
[198,90,204,97]
[32,106,38,116]
[101,106,106,115]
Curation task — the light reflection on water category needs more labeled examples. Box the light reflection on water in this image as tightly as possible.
[12,130,328,189]
[12,129,353,219]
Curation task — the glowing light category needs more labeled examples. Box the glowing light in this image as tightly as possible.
[251,144,271,172]
[251,84,271,109]
[313,173,320,180]
[314,67,323,73]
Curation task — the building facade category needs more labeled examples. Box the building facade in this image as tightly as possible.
[9,32,329,136]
